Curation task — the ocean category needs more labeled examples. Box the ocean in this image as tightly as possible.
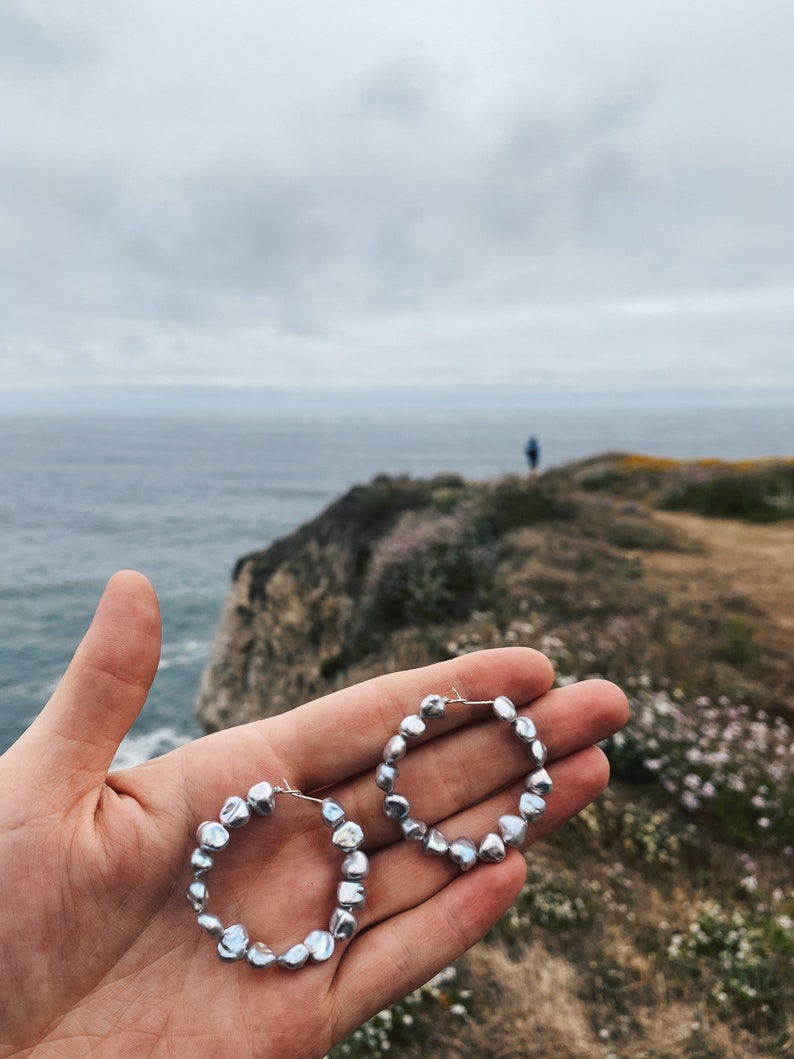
[1,399,791,763]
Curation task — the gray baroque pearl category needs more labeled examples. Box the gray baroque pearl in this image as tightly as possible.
[218,923,249,962]
[337,880,366,909]
[341,850,369,879]
[329,907,358,940]
[420,693,446,719]
[383,793,411,820]
[187,879,208,912]
[190,848,213,877]
[529,739,548,766]
[513,716,537,742]
[422,828,449,856]
[321,798,346,828]
[519,791,546,822]
[220,795,251,829]
[399,714,426,739]
[247,781,276,816]
[478,832,506,863]
[196,820,230,852]
[525,767,553,796]
[278,944,309,970]
[246,942,276,969]
[332,820,364,851]
[498,814,528,848]
[383,735,407,763]
[375,762,399,792]
[196,912,224,938]
[401,818,428,842]
[305,930,335,963]
[493,695,517,722]
[448,837,478,871]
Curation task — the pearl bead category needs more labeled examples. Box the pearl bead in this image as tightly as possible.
[375,762,399,792]
[519,791,546,822]
[529,739,548,766]
[220,795,251,829]
[478,832,506,862]
[341,850,369,879]
[513,716,537,742]
[187,879,208,912]
[218,923,249,962]
[190,848,213,877]
[383,735,407,763]
[305,930,335,963]
[278,943,309,970]
[422,828,449,856]
[246,942,276,969]
[525,767,553,796]
[383,793,411,820]
[196,820,229,852]
[400,818,427,842]
[493,695,517,722]
[498,814,528,847]
[247,781,276,816]
[332,820,364,851]
[338,881,366,909]
[448,837,478,871]
[321,798,346,827]
[399,715,426,739]
[329,907,357,940]
[196,912,224,938]
[419,693,446,718]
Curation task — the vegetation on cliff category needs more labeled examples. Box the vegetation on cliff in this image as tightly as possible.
[196,454,794,1058]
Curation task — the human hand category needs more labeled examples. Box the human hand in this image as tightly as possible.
[0,571,627,1058]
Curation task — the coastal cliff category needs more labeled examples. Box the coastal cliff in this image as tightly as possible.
[195,454,794,1057]
[196,454,793,732]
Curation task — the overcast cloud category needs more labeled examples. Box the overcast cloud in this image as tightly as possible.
[1,0,793,401]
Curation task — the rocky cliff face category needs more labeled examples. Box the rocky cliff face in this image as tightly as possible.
[195,472,493,730]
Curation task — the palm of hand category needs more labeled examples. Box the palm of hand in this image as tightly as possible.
[0,572,627,1058]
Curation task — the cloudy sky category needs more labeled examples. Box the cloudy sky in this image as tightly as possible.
[2,0,793,404]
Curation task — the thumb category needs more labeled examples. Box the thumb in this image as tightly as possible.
[10,570,161,801]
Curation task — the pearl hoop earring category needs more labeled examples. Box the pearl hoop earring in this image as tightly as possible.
[187,780,368,969]
[375,690,553,871]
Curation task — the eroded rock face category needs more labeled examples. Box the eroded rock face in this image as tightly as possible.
[195,474,475,731]
[195,532,359,730]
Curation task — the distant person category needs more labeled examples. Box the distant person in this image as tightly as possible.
[525,436,540,475]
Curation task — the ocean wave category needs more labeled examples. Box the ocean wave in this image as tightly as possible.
[157,638,209,671]
[110,725,194,770]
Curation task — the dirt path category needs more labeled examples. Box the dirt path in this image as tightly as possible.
[646,511,793,693]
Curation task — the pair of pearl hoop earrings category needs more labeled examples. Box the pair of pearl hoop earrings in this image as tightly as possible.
[187,689,553,970]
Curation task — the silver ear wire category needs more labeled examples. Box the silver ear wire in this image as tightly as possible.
[274,779,324,805]
[443,687,496,707]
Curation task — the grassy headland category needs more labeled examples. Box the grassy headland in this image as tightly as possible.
[197,454,794,1057]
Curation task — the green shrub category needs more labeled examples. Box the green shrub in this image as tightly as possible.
[660,467,794,522]
[667,898,794,1035]
[476,478,576,539]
